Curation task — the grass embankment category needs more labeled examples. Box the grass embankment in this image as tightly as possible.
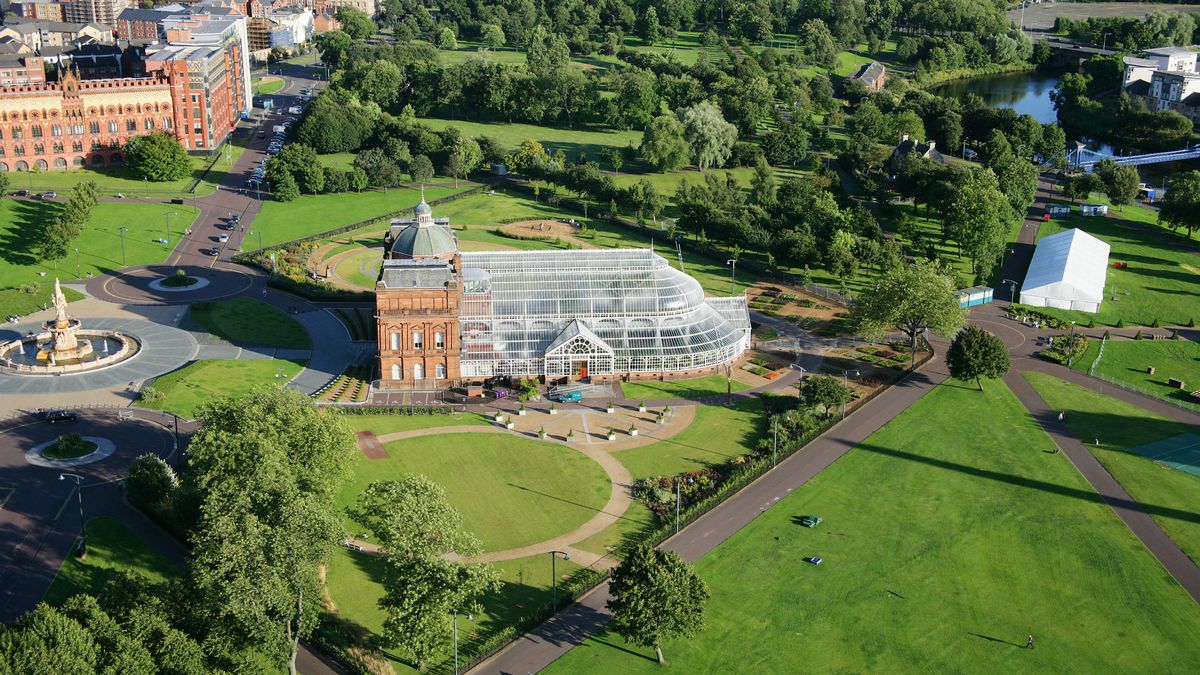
[143,359,306,418]
[43,518,178,606]
[189,298,311,349]
[250,185,467,248]
[618,374,750,402]
[1072,338,1200,411]
[547,380,1200,673]
[1024,372,1200,563]
[614,397,764,480]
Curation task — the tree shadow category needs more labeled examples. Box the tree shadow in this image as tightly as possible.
[967,632,1026,648]
[0,198,62,267]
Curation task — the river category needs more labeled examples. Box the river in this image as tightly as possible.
[932,70,1118,156]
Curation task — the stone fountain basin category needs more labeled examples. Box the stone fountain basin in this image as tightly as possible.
[0,330,141,375]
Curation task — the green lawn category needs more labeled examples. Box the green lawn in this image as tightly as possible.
[189,298,311,349]
[42,517,178,606]
[0,200,199,296]
[615,397,764,480]
[338,432,611,552]
[143,359,306,418]
[418,118,642,166]
[618,374,749,402]
[325,548,584,673]
[549,380,1200,673]
[332,247,380,290]
[1022,198,1199,326]
[1072,338,1200,411]
[249,185,467,247]
[252,76,285,95]
[4,142,243,197]
[1024,371,1200,563]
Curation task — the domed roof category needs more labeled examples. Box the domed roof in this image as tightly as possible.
[414,198,432,216]
[391,223,456,258]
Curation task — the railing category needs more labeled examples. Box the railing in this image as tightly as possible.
[1088,334,1106,376]
[1087,371,1200,413]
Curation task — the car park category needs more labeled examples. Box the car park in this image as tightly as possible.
[45,410,77,424]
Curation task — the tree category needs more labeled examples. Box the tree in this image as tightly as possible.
[409,154,435,183]
[1062,171,1102,203]
[185,388,355,674]
[480,23,505,49]
[946,168,1012,275]
[1106,164,1140,209]
[436,27,457,50]
[0,172,10,197]
[626,179,662,222]
[641,114,690,171]
[851,259,966,364]
[802,375,854,417]
[379,554,498,670]
[801,19,838,70]
[602,147,623,175]
[946,325,1010,390]
[1160,170,1200,239]
[351,477,481,558]
[527,25,569,77]
[335,6,376,40]
[37,215,73,264]
[274,171,299,201]
[679,101,737,171]
[750,158,776,206]
[0,603,99,673]
[125,453,178,511]
[124,131,190,181]
[989,154,1038,219]
[762,123,809,167]
[607,546,709,664]
[637,7,661,45]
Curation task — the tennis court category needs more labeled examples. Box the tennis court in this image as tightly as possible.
[1127,433,1200,478]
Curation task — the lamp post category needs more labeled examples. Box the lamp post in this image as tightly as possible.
[1101,32,1110,52]
[725,258,737,296]
[143,176,148,198]
[119,227,128,265]
[59,472,86,552]
[550,550,570,613]
[452,611,473,675]
[74,247,80,279]
[772,414,778,467]
[842,370,860,419]
[1003,278,1020,303]
[162,211,175,244]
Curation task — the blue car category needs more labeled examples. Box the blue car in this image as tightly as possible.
[552,391,583,403]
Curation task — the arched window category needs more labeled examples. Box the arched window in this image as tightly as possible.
[35,159,47,170]
[390,364,401,380]
[435,363,446,379]
[53,157,66,168]
[389,332,400,350]
[15,161,27,171]
[0,163,8,172]
[72,156,84,167]
[413,363,425,380]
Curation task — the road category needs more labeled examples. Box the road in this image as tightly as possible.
[1010,2,1198,32]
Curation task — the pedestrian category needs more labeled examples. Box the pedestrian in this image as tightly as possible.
[1057,411,1064,422]
[1026,635,1034,649]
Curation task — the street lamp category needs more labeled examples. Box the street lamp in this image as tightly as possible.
[1003,278,1020,303]
[119,227,128,265]
[452,610,474,675]
[162,211,175,244]
[1101,32,1110,52]
[550,550,570,612]
[842,369,860,419]
[725,258,737,296]
[74,247,80,279]
[59,473,86,552]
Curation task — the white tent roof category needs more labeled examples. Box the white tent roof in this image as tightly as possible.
[1022,229,1110,303]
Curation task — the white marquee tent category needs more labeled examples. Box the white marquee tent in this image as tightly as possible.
[1019,228,1110,313]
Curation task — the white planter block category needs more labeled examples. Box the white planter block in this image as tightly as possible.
[606,407,615,414]
[638,406,647,412]
[549,408,558,415]
[506,422,516,430]
[607,434,617,441]
[518,409,527,416]
[629,428,639,437]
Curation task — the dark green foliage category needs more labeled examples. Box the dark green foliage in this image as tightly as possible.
[125,453,178,512]
[607,546,709,664]
[946,326,1010,390]
[125,131,191,181]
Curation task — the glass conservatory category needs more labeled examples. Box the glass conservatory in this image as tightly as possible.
[456,249,750,380]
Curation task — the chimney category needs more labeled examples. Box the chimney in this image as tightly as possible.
[927,140,936,151]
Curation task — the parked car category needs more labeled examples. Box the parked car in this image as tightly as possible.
[551,390,583,403]
[45,410,77,424]
[207,246,220,256]
[15,189,29,197]
[218,234,229,243]
[41,191,57,199]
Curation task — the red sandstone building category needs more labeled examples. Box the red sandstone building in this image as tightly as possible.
[0,69,174,171]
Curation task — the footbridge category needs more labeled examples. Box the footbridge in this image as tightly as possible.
[1068,144,1200,172]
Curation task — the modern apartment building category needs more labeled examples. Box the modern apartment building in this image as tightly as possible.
[1123,46,1200,123]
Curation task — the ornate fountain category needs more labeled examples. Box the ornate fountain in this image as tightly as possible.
[0,279,141,375]
[37,279,94,364]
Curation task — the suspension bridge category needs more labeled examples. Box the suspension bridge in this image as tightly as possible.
[1066,143,1200,172]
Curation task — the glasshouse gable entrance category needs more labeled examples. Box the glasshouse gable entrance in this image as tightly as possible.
[544,321,614,381]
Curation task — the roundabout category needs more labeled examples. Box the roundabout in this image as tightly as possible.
[26,436,116,468]
[90,264,256,305]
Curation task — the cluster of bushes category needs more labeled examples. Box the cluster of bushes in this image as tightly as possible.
[1042,334,1089,365]
[634,468,721,516]
[1053,11,1197,51]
